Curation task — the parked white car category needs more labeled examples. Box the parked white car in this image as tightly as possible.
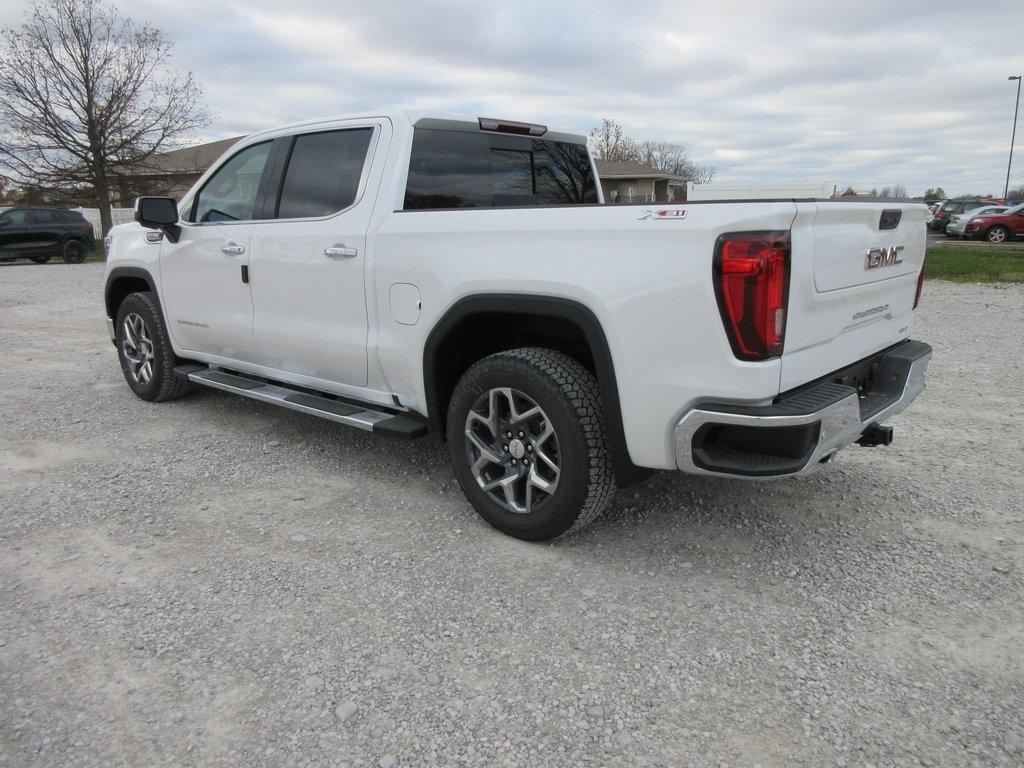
[102,111,931,541]
[946,205,1007,238]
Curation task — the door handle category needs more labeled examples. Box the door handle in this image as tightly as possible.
[324,244,358,258]
[221,242,245,256]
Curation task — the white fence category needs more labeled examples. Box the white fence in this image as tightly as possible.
[687,182,835,200]
[72,207,135,238]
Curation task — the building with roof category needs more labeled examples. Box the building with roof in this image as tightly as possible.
[110,137,243,206]
[594,160,687,203]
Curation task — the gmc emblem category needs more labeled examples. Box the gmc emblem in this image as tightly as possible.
[865,245,904,270]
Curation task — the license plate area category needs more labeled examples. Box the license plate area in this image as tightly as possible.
[829,356,882,398]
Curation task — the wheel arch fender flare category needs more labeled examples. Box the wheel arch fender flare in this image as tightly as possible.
[422,293,638,483]
[104,266,163,321]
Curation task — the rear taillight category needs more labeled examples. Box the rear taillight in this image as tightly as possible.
[914,257,926,308]
[713,231,790,361]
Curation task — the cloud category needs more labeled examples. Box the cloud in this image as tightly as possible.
[2,0,1022,194]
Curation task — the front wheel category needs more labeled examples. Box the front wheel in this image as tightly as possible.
[61,239,87,263]
[985,226,1009,244]
[29,254,52,264]
[446,348,616,541]
[115,292,192,402]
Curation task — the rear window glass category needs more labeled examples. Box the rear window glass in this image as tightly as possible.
[277,128,374,219]
[404,128,598,210]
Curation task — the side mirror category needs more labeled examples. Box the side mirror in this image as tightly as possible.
[134,197,180,243]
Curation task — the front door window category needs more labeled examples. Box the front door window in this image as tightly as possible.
[191,142,272,223]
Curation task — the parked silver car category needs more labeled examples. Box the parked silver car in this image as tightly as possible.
[946,205,1007,238]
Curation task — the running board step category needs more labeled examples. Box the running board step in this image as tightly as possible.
[178,366,427,439]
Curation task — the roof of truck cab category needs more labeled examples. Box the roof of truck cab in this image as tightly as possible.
[241,110,588,145]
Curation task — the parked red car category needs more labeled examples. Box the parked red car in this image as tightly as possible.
[964,203,1024,243]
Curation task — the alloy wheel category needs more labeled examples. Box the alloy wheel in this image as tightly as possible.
[121,312,155,385]
[464,387,560,514]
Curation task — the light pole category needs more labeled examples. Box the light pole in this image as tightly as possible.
[1006,75,1022,200]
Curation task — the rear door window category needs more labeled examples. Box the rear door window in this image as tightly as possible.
[404,128,598,209]
[276,128,374,219]
[31,210,58,224]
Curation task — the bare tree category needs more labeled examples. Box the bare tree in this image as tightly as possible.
[0,0,209,234]
[634,140,714,185]
[588,118,636,163]
[0,174,13,204]
[876,185,909,199]
[588,118,714,185]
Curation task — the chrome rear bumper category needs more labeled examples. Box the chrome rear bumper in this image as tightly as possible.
[673,340,932,478]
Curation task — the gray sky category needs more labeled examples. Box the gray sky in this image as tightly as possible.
[3,0,1023,195]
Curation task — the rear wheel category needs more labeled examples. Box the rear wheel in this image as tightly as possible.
[61,239,87,263]
[446,348,616,541]
[29,254,52,264]
[115,292,192,402]
[985,226,1009,244]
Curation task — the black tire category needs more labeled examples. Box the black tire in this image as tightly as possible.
[61,238,87,263]
[985,226,1009,244]
[114,291,193,402]
[29,254,52,264]
[446,347,616,541]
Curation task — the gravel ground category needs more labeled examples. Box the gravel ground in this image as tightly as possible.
[1,262,1022,768]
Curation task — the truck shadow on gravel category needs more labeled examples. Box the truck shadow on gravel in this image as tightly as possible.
[187,386,868,562]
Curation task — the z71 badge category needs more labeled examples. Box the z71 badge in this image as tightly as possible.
[638,209,687,220]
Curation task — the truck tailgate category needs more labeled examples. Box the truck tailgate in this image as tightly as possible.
[781,201,927,391]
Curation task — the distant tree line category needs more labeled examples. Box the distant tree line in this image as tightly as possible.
[588,118,715,185]
[834,185,1024,201]
[836,185,909,198]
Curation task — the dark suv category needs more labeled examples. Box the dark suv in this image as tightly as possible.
[0,206,96,264]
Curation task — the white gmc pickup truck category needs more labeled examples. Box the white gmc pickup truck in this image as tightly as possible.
[103,111,931,541]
